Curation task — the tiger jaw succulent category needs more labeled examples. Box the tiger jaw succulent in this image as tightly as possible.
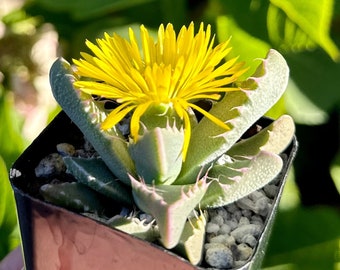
[46,22,295,265]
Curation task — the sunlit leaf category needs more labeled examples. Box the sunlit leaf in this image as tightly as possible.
[264,206,340,270]
[285,79,328,125]
[0,91,25,169]
[330,151,340,195]
[0,156,20,260]
[284,49,340,124]
[217,0,269,42]
[32,0,154,20]
[268,0,340,61]
[216,16,271,79]
[35,0,155,20]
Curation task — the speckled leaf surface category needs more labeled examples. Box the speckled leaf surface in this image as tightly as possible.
[63,156,133,205]
[176,49,289,184]
[201,151,283,208]
[130,176,209,249]
[50,59,135,185]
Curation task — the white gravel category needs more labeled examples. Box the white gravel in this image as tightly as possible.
[204,183,277,269]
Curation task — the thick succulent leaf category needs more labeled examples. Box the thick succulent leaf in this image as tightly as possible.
[130,176,209,249]
[200,151,283,208]
[49,58,135,185]
[129,126,184,185]
[108,215,159,242]
[63,157,133,206]
[40,182,106,213]
[200,115,294,208]
[173,211,207,265]
[176,49,289,184]
[209,157,252,184]
[227,114,295,157]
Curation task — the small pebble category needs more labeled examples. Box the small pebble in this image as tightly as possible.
[264,184,279,198]
[238,217,250,226]
[35,153,66,178]
[218,224,231,234]
[231,224,262,243]
[251,215,264,226]
[241,234,257,247]
[204,242,225,250]
[216,208,229,221]
[236,243,253,261]
[255,196,270,215]
[255,196,269,210]
[211,215,224,226]
[236,197,256,212]
[226,203,239,213]
[209,235,228,244]
[56,143,75,156]
[241,209,253,218]
[208,209,218,218]
[206,222,220,234]
[75,149,87,157]
[225,235,236,247]
[225,219,238,231]
[75,139,98,158]
[249,190,265,201]
[205,246,234,268]
[205,233,217,243]
[231,210,242,221]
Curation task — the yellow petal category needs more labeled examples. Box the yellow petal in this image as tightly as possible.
[73,22,246,159]
[189,102,231,131]
[130,101,153,139]
[102,103,136,130]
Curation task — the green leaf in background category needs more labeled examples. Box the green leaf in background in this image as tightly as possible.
[0,90,25,169]
[284,49,340,125]
[284,79,328,125]
[34,0,155,21]
[268,0,340,61]
[0,156,20,260]
[330,152,340,195]
[216,16,270,79]
[264,206,340,270]
[217,0,270,42]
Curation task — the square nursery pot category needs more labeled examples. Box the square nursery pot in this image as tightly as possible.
[9,111,297,270]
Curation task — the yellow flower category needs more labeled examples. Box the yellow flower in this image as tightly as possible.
[73,22,246,160]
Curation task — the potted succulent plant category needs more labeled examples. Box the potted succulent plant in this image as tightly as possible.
[10,22,297,269]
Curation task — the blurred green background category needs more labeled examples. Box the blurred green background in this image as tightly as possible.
[0,0,339,269]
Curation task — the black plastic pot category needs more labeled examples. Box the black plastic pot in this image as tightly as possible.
[9,111,297,270]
